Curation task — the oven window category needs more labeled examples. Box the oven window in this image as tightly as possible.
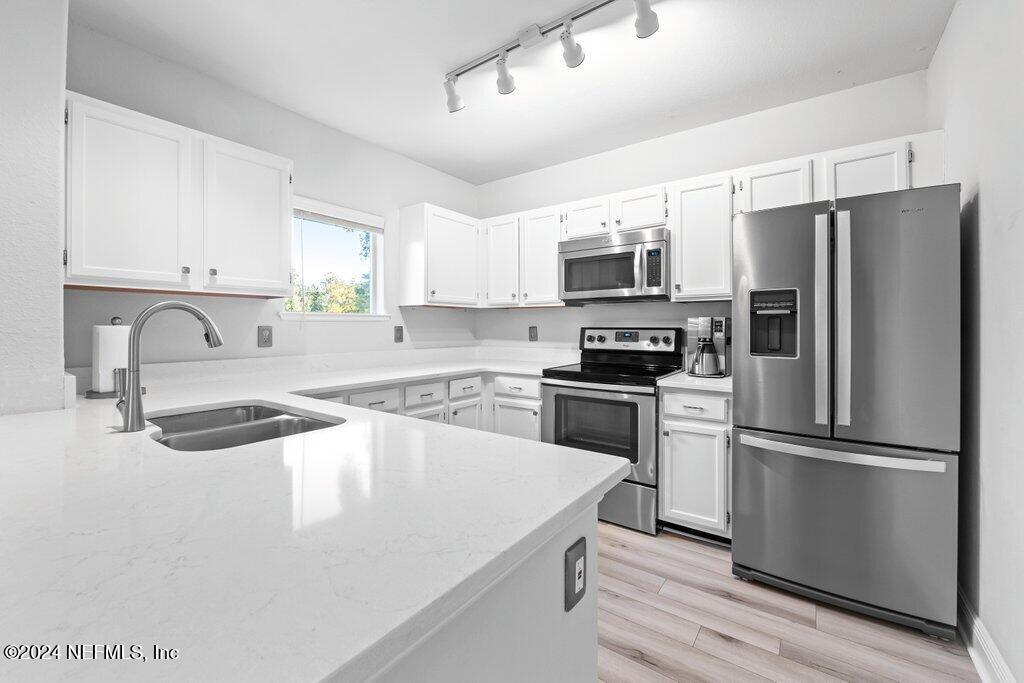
[564,252,636,292]
[554,394,639,462]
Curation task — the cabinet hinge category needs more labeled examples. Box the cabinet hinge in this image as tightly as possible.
[664,204,669,218]
[64,107,68,125]
[62,249,67,266]
[288,173,293,184]
[907,148,915,163]
[726,511,731,524]
[726,434,731,448]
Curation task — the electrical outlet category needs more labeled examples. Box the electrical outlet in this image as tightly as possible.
[394,325,404,343]
[257,325,273,348]
[564,537,586,612]
[529,325,538,342]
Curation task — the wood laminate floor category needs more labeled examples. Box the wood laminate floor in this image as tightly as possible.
[596,523,979,682]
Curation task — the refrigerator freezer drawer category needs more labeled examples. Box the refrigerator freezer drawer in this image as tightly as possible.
[732,428,958,628]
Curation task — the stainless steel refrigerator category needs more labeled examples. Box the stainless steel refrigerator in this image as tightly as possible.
[731,184,960,639]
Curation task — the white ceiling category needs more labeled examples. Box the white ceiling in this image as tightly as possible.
[69,0,955,184]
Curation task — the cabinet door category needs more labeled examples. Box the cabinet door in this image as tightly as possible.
[494,398,541,441]
[449,397,483,430]
[426,206,479,305]
[561,196,610,239]
[659,420,729,536]
[66,98,191,286]
[824,141,910,199]
[484,214,520,306]
[737,158,813,214]
[204,138,292,293]
[407,404,446,422]
[611,185,666,232]
[519,206,561,306]
[668,176,733,300]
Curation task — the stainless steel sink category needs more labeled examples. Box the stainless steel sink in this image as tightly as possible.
[150,405,343,451]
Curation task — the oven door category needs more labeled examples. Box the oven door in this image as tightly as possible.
[559,243,643,301]
[541,381,656,485]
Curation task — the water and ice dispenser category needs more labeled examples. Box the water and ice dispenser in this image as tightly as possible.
[749,289,798,357]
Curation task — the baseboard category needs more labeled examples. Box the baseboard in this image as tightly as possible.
[958,586,1016,683]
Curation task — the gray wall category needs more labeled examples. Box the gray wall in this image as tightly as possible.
[0,0,69,414]
[63,24,478,369]
[927,0,1023,674]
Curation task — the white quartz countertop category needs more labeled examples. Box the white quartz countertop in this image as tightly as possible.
[657,371,733,392]
[0,359,628,681]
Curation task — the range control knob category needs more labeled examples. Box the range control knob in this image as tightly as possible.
[662,336,672,345]
[649,335,660,345]
[596,335,606,343]
[585,334,595,343]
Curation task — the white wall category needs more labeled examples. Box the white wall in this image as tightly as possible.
[63,24,478,370]
[475,72,931,217]
[926,0,1023,676]
[0,1,69,414]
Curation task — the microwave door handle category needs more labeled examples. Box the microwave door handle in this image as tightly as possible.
[814,213,830,425]
[636,244,646,295]
[739,434,947,473]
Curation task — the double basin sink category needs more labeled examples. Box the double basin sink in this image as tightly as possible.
[150,404,343,451]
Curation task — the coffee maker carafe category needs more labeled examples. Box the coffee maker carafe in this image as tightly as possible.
[686,317,731,377]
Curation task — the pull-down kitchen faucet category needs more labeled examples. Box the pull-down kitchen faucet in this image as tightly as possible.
[116,301,224,432]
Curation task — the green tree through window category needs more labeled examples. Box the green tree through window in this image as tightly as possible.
[286,214,375,314]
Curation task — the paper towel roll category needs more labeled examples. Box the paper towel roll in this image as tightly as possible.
[92,323,131,393]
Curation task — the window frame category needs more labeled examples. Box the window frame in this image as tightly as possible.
[279,196,389,322]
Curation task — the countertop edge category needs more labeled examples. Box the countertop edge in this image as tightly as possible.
[330,461,630,681]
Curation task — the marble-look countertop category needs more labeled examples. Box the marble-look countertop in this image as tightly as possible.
[0,358,628,681]
[657,371,733,392]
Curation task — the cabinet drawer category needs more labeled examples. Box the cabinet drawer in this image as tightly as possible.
[449,376,482,399]
[662,392,729,422]
[494,375,541,399]
[350,387,400,412]
[405,381,445,408]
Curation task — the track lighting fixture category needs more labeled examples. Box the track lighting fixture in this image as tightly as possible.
[633,0,659,38]
[443,76,464,113]
[441,0,664,111]
[495,52,516,95]
[559,21,586,68]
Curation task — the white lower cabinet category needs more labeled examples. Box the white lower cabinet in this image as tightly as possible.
[407,404,447,423]
[493,397,541,441]
[448,397,483,430]
[659,419,731,537]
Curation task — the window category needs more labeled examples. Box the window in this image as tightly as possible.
[284,198,385,319]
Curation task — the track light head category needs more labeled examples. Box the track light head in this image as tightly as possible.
[443,76,465,113]
[496,52,516,95]
[633,0,659,38]
[560,21,585,68]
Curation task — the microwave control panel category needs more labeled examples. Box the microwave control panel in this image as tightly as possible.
[645,249,663,287]
[581,327,680,352]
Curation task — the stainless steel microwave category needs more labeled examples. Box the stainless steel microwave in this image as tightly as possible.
[558,227,670,304]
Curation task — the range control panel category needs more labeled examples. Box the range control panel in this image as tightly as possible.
[580,327,680,352]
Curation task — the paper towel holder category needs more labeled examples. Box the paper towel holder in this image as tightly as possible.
[85,316,146,400]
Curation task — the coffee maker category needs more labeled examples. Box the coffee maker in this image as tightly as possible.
[686,317,731,377]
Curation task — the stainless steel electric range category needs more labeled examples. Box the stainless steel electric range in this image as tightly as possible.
[541,327,684,534]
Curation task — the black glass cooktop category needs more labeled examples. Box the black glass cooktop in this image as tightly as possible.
[542,362,681,386]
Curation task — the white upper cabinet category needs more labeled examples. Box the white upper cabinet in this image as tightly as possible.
[736,158,813,214]
[667,175,733,301]
[823,140,910,199]
[203,138,292,294]
[66,97,191,287]
[65,93,294,297]
[399,203,480,306]
[519,206,561,306]
[610,184,667,232]
[561,196,610,239]
[484,214,520,306]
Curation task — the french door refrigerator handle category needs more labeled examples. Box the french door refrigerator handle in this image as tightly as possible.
[739,434,947,473]
[814,213,830,425]
[836,210,852,426]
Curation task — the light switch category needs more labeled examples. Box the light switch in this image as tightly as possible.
[529,325,538,342]
[564,537,586,612]
[394,325,404,343]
